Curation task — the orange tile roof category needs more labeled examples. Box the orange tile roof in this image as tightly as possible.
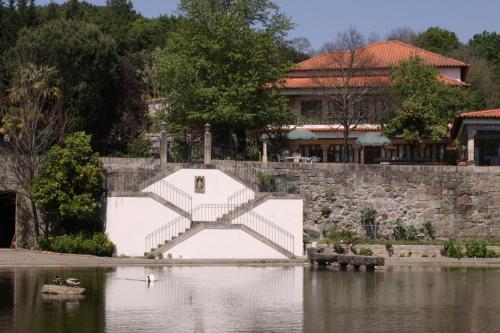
[450,109,500,139]
[275,74,467,89]
[456,108,500,119]
[292,125,381,132]
[295,40,468,71]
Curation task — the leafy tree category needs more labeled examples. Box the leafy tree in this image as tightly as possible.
[7,18,121,140]
[383,57,473,147]
[156,0,295,147]
[414,27,460,56]
[468,31,500,71]
[31,132,104,237]
[0,62,66,238]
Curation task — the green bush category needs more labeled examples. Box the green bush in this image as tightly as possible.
[443,240,463,258]
[320,204,332,217]
[421,221,436,240]
[256,172,277,192]
[443,240,497,259]
[327,227,359,244]
[392,218,407,240]
[358,247,373,256]
[31,132,105,235]
[392,219,418,241]
[37,233,116,257]
[464,241,497,258]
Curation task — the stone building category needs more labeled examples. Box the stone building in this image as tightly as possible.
[276,40,469,164]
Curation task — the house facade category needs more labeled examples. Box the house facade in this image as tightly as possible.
[277,40,469,164]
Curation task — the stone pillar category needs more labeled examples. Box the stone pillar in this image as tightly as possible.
[353,146,360,164]
[467,128,477,165]
[160,122,168,165]
[262,141,268,163]
[204,123,212,165]
[321,144,329,163]
[360,146,365,164]
[381,146,386,159]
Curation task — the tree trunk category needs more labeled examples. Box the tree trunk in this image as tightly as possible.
[342,129,349,163]
[30,197,40,238]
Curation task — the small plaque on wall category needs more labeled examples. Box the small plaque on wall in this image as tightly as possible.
[195,176,205,193]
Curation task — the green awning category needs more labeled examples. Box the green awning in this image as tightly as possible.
[355,132,391,146]
[286,129,318,140]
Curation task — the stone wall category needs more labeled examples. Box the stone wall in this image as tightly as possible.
[103,159,500,240]
[215,161,500,239]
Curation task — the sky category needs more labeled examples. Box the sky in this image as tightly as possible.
[40,0,500,50]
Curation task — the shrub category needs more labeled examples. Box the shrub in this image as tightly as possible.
[360,208,377,239]
[256,172,277,192]
[392,218,407,240]
[327,227,359,244]
[421,221,436,240]
[385,243,394,256]
[464,240,497,258]
[358,247,373,256]
[392,219,418,241]
[31,132,105,235]
[127,135,153,157]
[320,204,332,217]
[37,232,116,257]
[443,240,463,258]
[334,244,345,254]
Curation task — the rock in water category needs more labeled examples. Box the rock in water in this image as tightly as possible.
[41,285,86,295]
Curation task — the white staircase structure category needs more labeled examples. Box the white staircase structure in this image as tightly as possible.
[105,167,303,259]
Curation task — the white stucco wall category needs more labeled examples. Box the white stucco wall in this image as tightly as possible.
[163,229,288,259]
[232,199,303,256]
[438,67,461,81]
[143,169,254,210]
[106,197,185,256]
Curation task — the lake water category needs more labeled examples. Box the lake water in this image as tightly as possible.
[0,266,499,333]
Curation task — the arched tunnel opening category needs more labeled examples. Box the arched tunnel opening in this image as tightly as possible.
[0,192,16,248]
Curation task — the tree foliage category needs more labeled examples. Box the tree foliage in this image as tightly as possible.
[31,132,104,236]
[7,19,120,139]
[415,27,460,56]
[156,0,295,144]
[383,57,473,143]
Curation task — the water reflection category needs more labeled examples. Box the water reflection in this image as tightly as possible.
[105,266,303,333]
[0,266,499,333]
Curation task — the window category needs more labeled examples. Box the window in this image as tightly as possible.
[300,101,322,123]
[328,145,354,162]
[299,145,323,162]
[353,101,369,122]
[324,100,342,124]
[423,144,447,162]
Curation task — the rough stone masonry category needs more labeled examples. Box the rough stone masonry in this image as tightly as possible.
[245,162,500,240]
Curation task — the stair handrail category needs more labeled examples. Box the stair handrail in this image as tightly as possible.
[232,210,294,255]
[191,203,232,222]
[142,180,193,214]
[145,215,190,254]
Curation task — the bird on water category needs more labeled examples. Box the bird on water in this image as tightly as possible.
[65,278,81,287]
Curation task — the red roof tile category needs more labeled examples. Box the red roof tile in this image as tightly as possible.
[450,109,500,139]
[295,40,467,71]
[456,108,500,119]
[275,74,467,89]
